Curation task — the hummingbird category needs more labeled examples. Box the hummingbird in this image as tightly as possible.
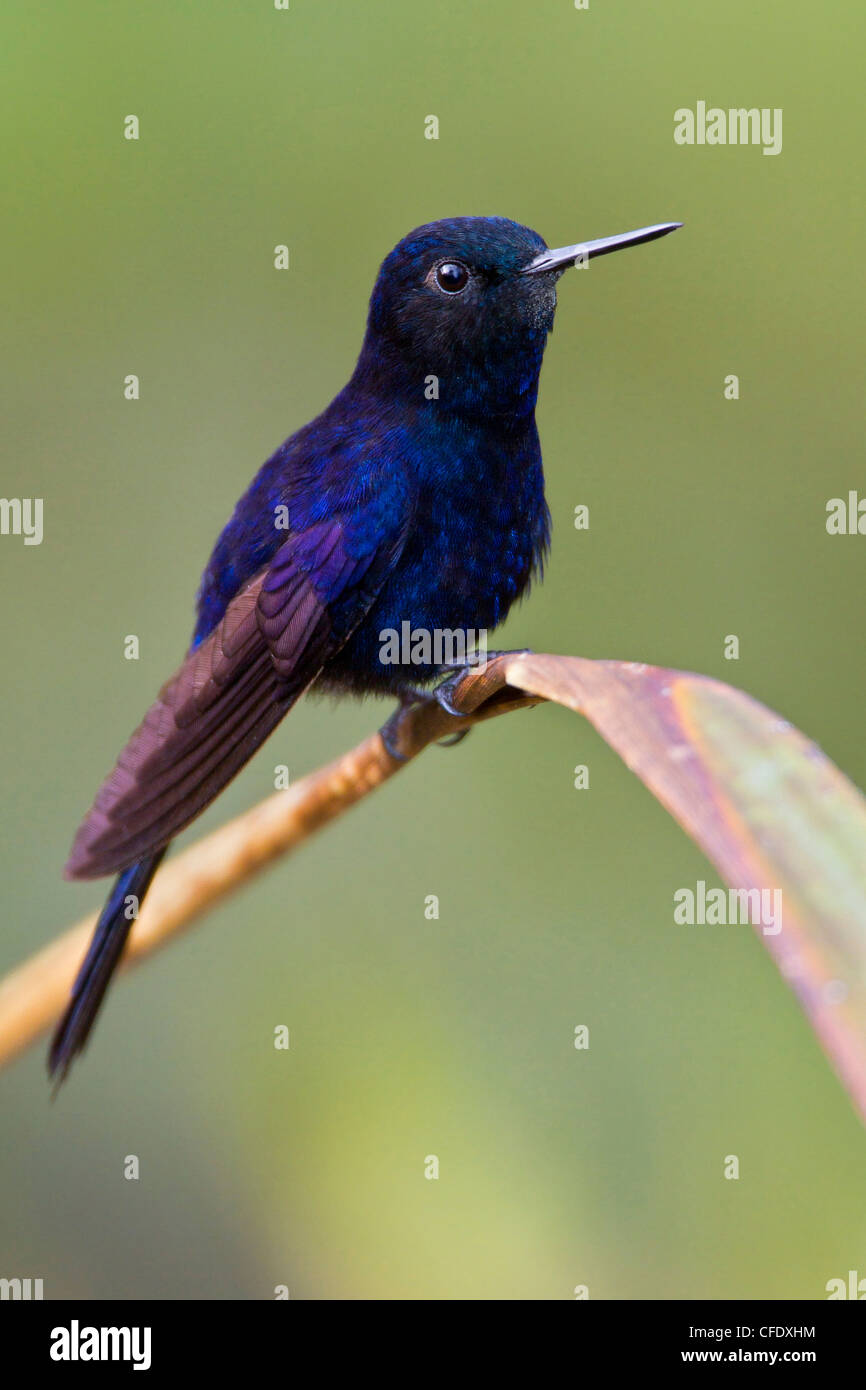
[51,215,681,1083]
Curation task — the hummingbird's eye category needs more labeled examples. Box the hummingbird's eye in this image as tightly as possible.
[434,261,470,294]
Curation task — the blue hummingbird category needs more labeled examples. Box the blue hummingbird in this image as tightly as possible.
[51,215,680,1082]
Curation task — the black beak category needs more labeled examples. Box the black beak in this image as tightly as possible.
[523,222,682,275]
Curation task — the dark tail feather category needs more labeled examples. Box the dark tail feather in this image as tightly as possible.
[48,848,167,1087]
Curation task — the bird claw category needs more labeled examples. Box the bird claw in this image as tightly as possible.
[379,650,532,761]
[379,671,477,761]
[433,674,472,746]
[379,717,409,763]
[429,667,476,746]
[379,694,422,763]
[436,728,471,749]
[429,648,532,743]
[432,670,466,718]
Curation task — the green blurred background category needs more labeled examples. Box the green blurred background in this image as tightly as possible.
[2,0,864,1299]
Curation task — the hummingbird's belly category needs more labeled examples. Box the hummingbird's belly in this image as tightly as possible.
[322,493,543,696]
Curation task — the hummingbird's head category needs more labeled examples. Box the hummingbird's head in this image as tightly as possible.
[355,215,681,419]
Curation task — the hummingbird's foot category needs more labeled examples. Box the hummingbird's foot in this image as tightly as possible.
[431,649,530,711]
[379,680,473,761]
[429,648,533,741]
[379,691,423,763]
[431,669,468,718]
[431,674,472,747]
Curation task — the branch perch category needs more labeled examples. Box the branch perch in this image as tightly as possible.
[2,650,866,1129]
